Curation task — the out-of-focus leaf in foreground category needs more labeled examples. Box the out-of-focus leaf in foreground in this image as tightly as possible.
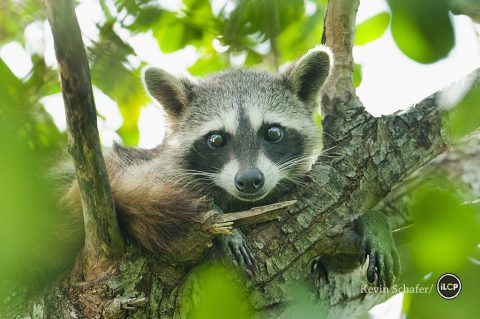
[445,78,480,141]
[401,178,480,318]
[387,0,454,64]
[90,23,148,146]
[0,118,80,304]
[0,59,76,309]
[408,181,478,272]
[353,63,362,88]
[189,52,229,76]
[281,283,328,318]
[355,12,390,46]
[0,58,63,151]
[180,263,253,319]
[406,263,480,319]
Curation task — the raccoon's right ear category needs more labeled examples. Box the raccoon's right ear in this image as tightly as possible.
[283,45,333,108]
[143,67,196,118]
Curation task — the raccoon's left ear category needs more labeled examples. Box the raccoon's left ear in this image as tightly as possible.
[283,45,333,108]
[143,67,196,119]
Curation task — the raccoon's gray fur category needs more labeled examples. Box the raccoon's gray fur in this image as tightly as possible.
[60,46,333,273]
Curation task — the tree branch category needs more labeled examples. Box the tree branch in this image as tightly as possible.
[243,68,480,316]
[44,0,124,279]
[321,0,360,115]
[164,201,298,263]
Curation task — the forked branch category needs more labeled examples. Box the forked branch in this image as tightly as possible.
[44,0,124,280]
[321,0,360,114]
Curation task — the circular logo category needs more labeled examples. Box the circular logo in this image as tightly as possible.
[436,273,462,300]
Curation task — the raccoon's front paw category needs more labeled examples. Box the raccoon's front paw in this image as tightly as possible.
[357,211,400,287]
[217,229,259,277]
[360,235,400,287]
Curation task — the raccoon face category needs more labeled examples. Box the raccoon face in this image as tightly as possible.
[144,46,333,205]
[183,114,311,203]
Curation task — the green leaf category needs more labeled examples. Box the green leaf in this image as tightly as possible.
[0,116,73,294]
[387,0,454,64]
[408,180,479,273]
[277,3,325,63]
[282,283,328,318]
[0,0,44,46]
[355,12,390,46]
[153,13,186,53]
[126,6,166,33]
[188,53,228,76]
[244,50,263,66]
[445,81,480,141]
[89,23,148,146]
[353,63,362,88]
[404,177,480,319]
[0,58,24,106]
[180,263,253,319]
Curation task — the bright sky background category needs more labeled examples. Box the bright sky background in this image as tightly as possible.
[1,1,479,316]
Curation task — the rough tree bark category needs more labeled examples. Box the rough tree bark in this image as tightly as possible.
[44,0,124,280]
[9,0,480,318]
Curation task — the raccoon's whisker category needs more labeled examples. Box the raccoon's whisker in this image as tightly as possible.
[314,162,335,170]
[277,156,312,171]
[275,156,304,170]
[167,174,210,187]
[321,144,338,154]
[185,168,220,177]
[176,178,213,193]
[275,152,301,167]
[190,147,224,172]
[322,131,340,143]
[188,181,216,195]
[317,153,338,159]
[280,176,308,187]
[175,172,217,179]
[166,169,218,185]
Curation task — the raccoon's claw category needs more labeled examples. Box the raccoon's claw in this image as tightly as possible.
[218,229,259,277]
[357,211,401,288]
[361,239,400,287]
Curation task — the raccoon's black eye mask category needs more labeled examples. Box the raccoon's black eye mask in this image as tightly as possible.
[205,125,286,150]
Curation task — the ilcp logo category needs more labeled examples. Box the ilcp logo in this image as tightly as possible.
[436,273,462,300]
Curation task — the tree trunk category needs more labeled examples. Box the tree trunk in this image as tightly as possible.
[7,0,480,318]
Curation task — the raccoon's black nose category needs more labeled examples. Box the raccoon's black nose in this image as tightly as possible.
[235,168,265,193]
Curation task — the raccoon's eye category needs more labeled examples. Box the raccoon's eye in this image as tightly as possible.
[207,132,226,149]
[265,126,284,143]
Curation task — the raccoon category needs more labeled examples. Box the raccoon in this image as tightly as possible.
[58,44,401,287]
[141,45,332,272]
[60,46,332,275]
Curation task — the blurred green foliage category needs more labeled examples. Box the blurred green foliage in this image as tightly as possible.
[0,106,81,313]
[398,178,480,319]
[0,0,44,46]
[408,182,478,273]
[387,0,454,64]
[0,58,63,152]
[0,0,473,148]
[180,263,254,319]
[353,63,362,88]
[445,80,480,141]
[355,12,390,46]
[406,263,480,319]
[281,283,328,318]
